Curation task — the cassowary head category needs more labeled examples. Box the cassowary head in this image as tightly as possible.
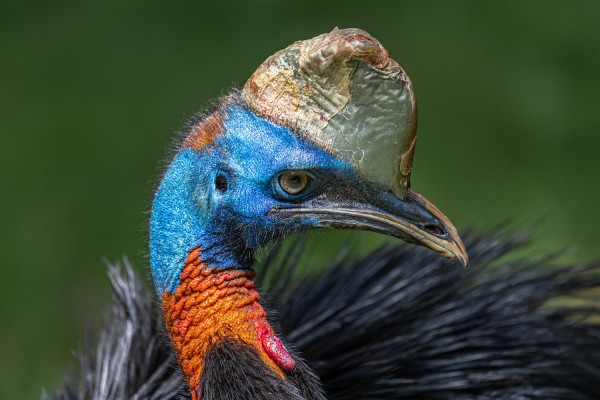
[149,28,467,398]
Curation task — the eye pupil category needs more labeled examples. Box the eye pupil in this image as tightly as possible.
[215,174,228,193]
[279,171,310,195]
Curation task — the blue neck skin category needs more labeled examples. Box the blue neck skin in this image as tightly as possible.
[149,106,353,295]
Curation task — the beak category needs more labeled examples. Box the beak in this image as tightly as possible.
[270,188,468,267]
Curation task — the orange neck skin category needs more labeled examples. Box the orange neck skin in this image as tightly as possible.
[162,247,295,398]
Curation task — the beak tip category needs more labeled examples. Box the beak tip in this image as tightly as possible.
[448,250,468,268]
[450,236,469,268]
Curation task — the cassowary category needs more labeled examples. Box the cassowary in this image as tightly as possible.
[48,28,600,399]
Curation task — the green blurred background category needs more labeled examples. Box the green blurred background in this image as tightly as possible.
[1,1,599,398]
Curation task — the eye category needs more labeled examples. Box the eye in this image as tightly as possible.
[278,171,311,195]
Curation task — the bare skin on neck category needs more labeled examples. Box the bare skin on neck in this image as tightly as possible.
[161,247,295,399]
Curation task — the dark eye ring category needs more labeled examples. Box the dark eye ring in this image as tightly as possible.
[278,171,311,195]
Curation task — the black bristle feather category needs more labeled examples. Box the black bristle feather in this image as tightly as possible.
[46,261,188,400]
[200,339,325,400]
[48,234,600,399]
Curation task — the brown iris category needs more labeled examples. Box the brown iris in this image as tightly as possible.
[278,171,311,195]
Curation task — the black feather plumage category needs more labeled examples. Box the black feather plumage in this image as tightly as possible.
[48,265,186,400]
[200,339,325,400]
[48,233,600,399]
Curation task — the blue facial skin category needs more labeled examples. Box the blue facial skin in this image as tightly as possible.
[150,106,359,295]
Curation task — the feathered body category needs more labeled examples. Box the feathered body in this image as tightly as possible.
[50,234,600,399]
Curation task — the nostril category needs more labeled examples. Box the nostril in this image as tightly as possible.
[215,174,228,193]
[424,224,445,236]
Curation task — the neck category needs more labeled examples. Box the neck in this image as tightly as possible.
[161,246,295,399]
[149,145,295,397]
[149,147,253,295]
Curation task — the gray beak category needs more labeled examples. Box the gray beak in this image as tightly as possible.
[271,188,468,267]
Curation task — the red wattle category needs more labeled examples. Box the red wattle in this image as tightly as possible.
[255,323,296,370]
